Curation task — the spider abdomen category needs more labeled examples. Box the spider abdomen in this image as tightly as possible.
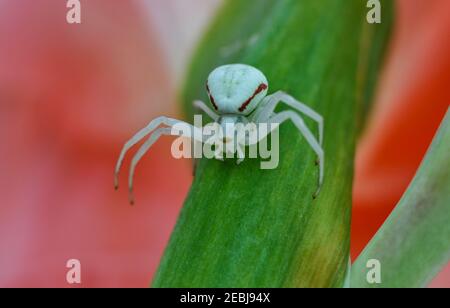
[206,64,269,115]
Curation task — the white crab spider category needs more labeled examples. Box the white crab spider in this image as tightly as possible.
[115,64,324,204]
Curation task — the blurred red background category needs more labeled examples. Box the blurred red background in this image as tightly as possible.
[0,0,448,287]
[351,0,450,287]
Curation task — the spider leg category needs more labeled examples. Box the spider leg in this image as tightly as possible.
[127,123,204,205]
[243,121,277,147]
[193,100,219,121]
[254,91,323,146]
[191,103,217,176]
[236,143,245,164]
[127,127,172,205]
[213,141,225,161]
[114,116,191,190]
[269,110,324,197]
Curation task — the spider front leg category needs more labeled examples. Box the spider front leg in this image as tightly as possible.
[114,116,186,189]
[115,116,204,204]
[127,127,172,205]
[265,110,324,198]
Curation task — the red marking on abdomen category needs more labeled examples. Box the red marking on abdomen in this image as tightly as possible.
[238,83,268,112]
[206,84,218,110]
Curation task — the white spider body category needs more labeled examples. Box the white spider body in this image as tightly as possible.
[207,64,268,115]
[218,115,243,143]
[115,64,324,204]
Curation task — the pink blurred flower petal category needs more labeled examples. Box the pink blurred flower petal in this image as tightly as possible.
[0,0,192,287]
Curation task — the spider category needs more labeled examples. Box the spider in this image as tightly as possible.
[114,64,324,204]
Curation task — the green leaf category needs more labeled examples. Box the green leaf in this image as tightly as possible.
[153,0,393,288]
[351,110,450,288]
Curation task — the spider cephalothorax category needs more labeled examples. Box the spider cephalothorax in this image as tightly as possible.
[115,64,324,204]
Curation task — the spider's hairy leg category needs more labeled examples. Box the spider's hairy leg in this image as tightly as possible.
[114,116,184,190]
[254,91,324,146]
[269,110,324,198]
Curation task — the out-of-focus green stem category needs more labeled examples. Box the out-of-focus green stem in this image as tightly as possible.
[351,109,450,288]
